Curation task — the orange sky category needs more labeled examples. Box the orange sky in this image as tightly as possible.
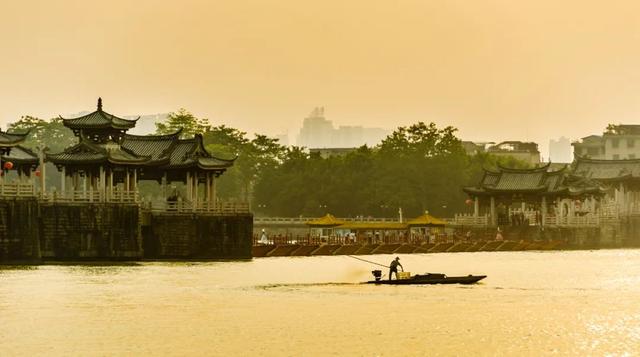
[2,0,640,157]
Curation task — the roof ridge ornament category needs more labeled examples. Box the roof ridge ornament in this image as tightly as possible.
[97,97,103,111]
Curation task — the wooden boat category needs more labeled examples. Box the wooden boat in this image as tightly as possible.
[366,271,486,285]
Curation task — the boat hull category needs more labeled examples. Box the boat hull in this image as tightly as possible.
[366,274,486,285]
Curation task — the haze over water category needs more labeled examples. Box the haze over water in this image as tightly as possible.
[2,251,640,356]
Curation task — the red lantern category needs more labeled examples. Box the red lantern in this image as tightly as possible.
[35,170,41,177]
[465,199,473,205]
[3,161,13,170]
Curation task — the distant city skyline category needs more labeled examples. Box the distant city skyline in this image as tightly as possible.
[296,107,389,148]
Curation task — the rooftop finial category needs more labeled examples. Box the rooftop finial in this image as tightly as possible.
[97,97,103,111]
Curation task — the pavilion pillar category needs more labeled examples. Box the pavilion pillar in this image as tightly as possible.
[73,172,79,198]
[619,183,625,214]
[212,174,217,206]
[88,172,93,202]
[186,172,191,202]
[194,173,199,210]
[541,196,547,227]
[61,166,66,197]
[490,196,496,226]
[205,172,211,210]
[41,152,46,197]
[125,169,130,198]
[133,168,137,191]
[99,166,105,202]
[83,173,87,200]
[162,172,168,199]
[109,169,114,202]
[473,197,479,218]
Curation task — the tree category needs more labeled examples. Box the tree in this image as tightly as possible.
[8,116,76,152]
[6,116,77,191]
[155,108,210,138]
[203,126,286,203]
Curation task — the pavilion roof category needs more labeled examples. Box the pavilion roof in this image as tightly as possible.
[60,98,138,131]
[121,129,182,165]
[571,157,640,181]
[46,138,150,166]
[463,164,601,196]
[46,130,235,172]
[161,134,235,171]
[0,145,38,165]
[0,130,29,147]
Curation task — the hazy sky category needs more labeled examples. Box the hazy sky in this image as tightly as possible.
[3,0,640,157]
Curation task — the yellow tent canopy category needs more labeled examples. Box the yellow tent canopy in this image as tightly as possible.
[406,214,447,227]
[306,214,346,227]
[338,222,409,230]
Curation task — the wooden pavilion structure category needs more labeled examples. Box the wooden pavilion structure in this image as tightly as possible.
[571,157,640,216]
[45,98,235,211]
[463,164,603,226]
[0,130,39,196]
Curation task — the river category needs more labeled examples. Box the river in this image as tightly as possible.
[2,250,640,356]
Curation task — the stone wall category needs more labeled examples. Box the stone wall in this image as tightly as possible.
[143,213,253,259]
[40,203,142,259]
[0,199,40,262]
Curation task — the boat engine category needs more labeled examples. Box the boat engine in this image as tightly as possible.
[371,270,382,281]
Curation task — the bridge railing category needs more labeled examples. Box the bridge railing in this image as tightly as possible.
[146,201,250,215]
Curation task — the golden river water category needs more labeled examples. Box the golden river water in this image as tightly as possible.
[2,250,640,356]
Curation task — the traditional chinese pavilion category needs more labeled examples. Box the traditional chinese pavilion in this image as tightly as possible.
[0,130,39,196]
[463,164,602,226]
[570,156,640,216]
[45,98,235,209]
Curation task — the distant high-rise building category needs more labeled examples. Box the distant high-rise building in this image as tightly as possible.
[296,107,389,148]
[549,136,573,163]
[572,124,640,160]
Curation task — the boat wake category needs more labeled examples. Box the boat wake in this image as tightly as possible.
[255,282,359,290]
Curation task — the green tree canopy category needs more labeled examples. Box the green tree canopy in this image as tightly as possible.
[155,108,210,138]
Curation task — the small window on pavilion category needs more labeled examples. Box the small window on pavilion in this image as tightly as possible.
[613,154,620,160]
[628,139,635,148]
[630,154,636,159]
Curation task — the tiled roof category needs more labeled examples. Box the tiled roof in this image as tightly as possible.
[46,139,149,165]
[47,150,106,164]
[463,164,599,196]
[61,98,137,130]
[492,171,545,191]
[122,130,181,163]
[46,132,235,172]
[161,134,235,170]
[62,111,138,130]
[0,145,38,164]
[0,130,29,146]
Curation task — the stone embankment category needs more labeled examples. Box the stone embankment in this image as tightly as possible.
[252,240,567,257]
[0,199,253,262]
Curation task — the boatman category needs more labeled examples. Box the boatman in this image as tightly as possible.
[389,257,403,280]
